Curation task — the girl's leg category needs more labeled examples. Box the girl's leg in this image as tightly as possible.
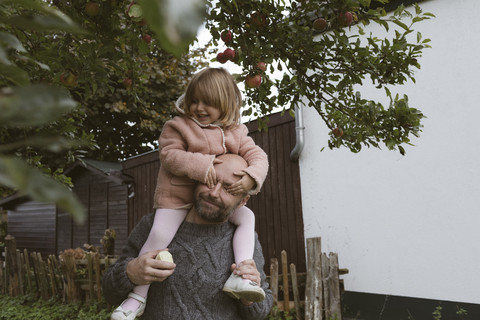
[223,206,265,302]
[229,205,256,265]
[121,208,187,312]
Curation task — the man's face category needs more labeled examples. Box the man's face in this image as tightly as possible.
[193,157,248,223]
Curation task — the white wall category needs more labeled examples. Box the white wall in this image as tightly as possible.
[299,0,480,304]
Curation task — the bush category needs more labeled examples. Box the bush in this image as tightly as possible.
[0,294,114,320]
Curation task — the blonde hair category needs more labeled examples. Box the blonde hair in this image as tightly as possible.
[177,67,242,128]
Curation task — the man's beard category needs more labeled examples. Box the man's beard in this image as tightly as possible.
[194,192,239,223]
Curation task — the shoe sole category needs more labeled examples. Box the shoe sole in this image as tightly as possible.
[222,288,265,302]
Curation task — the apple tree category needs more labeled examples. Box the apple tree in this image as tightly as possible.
[0,0,206,220]
[138,0,433,155]
[205,0,434,155]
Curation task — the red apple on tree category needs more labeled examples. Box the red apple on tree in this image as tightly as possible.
[85,2,100,17]
[332,127,344,137]
[256,62,267,72]
[250,12,267,27]
[223,48,236,61]
[245,74,262,88]
[142,34,152,44]
[313,18,328,31]
[123,78,133,88]
[221,30,233,43]
[338,11,353,27]
[216,52,228,64]
[60,72,78,87]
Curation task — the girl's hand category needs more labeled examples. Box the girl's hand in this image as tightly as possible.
[226,172,255,195]
[206,158,223,188]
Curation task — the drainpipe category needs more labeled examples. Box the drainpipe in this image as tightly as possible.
[290,105,305,162]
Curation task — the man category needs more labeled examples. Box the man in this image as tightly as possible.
[102,154,273,319]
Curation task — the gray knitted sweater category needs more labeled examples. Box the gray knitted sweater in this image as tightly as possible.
[102,213,273,319]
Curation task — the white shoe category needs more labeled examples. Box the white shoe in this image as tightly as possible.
[111,292,146,320]
[222,273,265,302]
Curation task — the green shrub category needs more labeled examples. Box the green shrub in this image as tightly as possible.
[0,294,114,320]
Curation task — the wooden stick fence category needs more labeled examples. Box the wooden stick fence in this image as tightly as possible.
[269,237,348,320]
[1,234,347,320]
[0,235,117,302]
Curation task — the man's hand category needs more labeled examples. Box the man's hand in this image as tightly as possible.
[230,259,261,305]
[226,172,255,195]
[126,250,175,285]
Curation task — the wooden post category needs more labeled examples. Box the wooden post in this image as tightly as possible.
[16,250,24,295]
[0,251,5,295]
[36,252,50,299]
[305,237,323,320]
[290,263,301,320]
[327,253,342,320]
[30,252,40,298]
[5,235,20,296]
[321,253,330,320]
[23,249,33,293]
[62,253,80,303]
[270,258,279,312]
[87,252,94,301]
[47,256,57,296]
[281,250,290,312]
[94,253,102,301]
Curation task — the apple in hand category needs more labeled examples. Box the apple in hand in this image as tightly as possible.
[245,74,262,88]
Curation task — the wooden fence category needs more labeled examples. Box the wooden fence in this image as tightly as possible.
[1,235,347,319]
[0,235,115,302]
[269,237,348,320]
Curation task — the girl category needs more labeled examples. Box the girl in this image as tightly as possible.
[111,67,269,320]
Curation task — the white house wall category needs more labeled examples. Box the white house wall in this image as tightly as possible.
[299,0,480,304]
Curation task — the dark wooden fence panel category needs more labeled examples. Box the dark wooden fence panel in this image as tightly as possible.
[65,170,129,256]
[57,211,72,253]
[122,151,160,232]
[246,113,306,273]
[107,184,129,255]
[7,201,56,256]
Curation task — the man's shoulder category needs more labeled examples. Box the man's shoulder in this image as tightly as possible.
[131,213,155,234]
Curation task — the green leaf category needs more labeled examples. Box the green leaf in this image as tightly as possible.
[0,63,30,85]
[0,156,86,224]
[139,0,206,57]
[392,19,409,31]
[0,32,27,52]
[0,14,85,33]
[0,84,77,127]
[0,47,11,65]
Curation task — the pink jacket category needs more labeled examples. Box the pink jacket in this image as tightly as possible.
[153,116,269,209]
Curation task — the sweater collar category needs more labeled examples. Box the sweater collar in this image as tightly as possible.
[179,221,233,237]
